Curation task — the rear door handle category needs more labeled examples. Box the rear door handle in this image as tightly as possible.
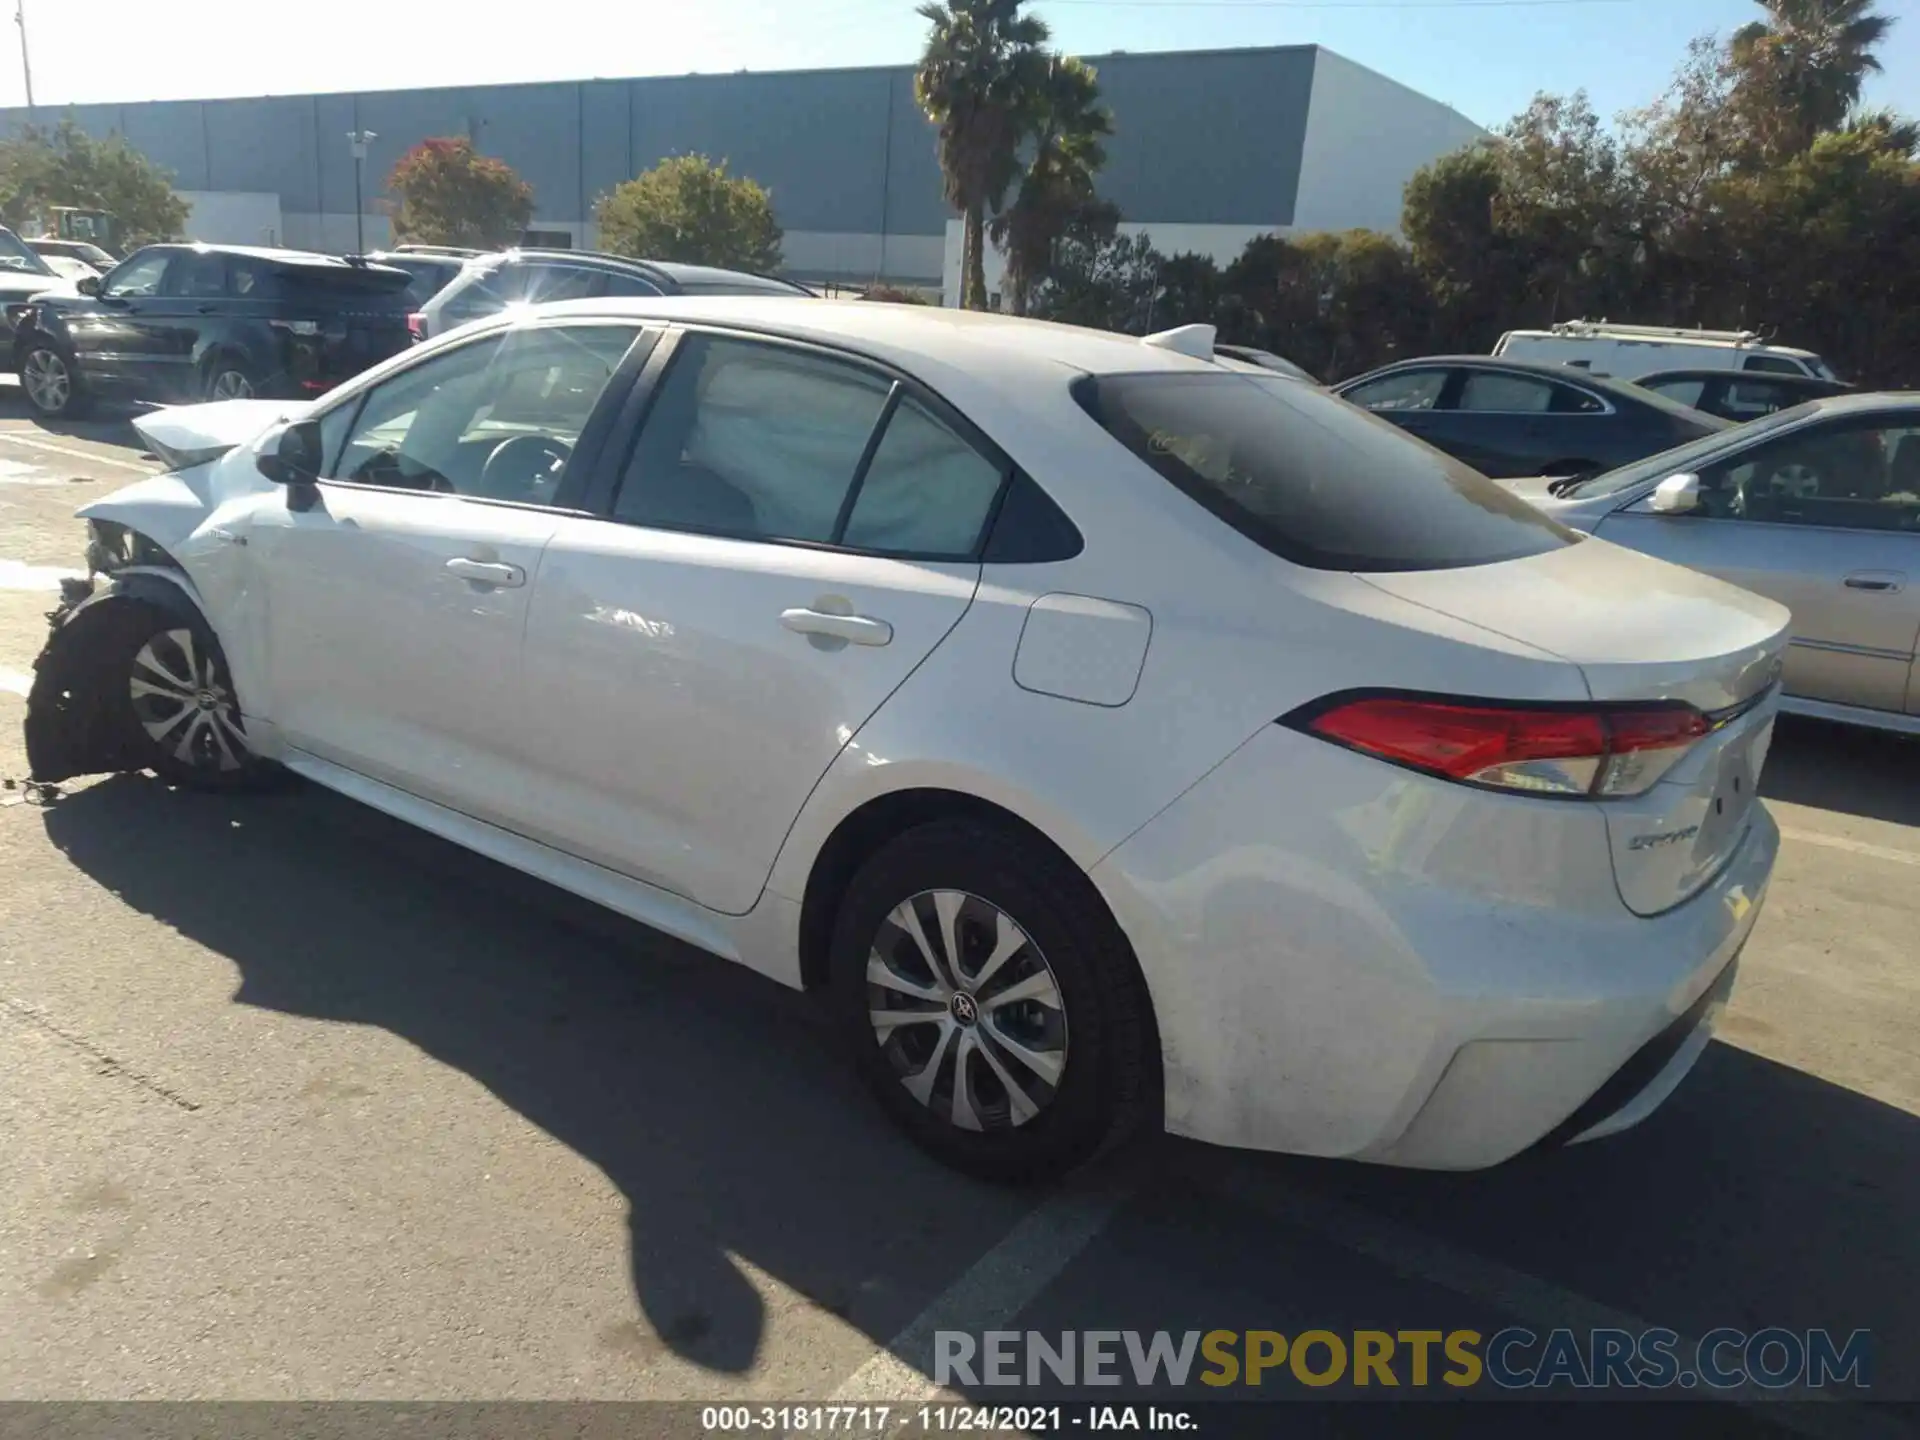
[446,557,526,588]
[781,607,893,647]
[1843,570,1903,593]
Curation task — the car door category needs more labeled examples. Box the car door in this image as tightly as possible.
[1596,414,1920,716]
[249,319,648,826]
[60,247,175,390]
[1339,367,1456,451]
[517,329,1005,914]
[139,247,229,400]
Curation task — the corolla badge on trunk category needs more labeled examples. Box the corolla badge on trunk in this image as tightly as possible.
[1630,825,1702,851]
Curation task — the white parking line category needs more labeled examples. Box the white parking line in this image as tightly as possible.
[824,1183,1127,1404]
[0,559,86,591]
[0,667,30,697]
[0,432,153,474]
[1780,828,1920,869]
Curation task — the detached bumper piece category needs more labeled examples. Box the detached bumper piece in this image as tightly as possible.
[1532,956,1738,1152]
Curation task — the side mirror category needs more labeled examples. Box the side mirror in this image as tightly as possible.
[257,419,323,488]
[1648,472,1701,515]
[76,275,102,297]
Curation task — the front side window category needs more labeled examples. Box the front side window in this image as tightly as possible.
[613,335,893,542]
[1077,372,1577,572]
[1458,371,1555,413]
[1694,419,1920,531]
[322,323,639,505]
[101,249,172,299]
[1343,368,1449,412]
[1743,354,1806,376]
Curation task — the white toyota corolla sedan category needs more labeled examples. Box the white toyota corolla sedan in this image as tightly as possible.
[26,298,1788,1181]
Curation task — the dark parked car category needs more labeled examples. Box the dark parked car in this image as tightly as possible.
[13,243,416,420]
[1633,367,1853,423]
[1335,355,1729,478]
[415,248,815,340]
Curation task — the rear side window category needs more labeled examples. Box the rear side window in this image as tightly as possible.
[1743,354,1806,376]
[1645,377,1706,407]
[1074,372,1578,572]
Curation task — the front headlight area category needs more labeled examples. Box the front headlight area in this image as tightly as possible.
[84,519,179,578]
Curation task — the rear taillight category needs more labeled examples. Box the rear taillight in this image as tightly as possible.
[407,312,427,342]
[1288,693,1712,798]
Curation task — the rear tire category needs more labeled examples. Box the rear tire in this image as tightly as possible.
[829,819,1154,1184]
[202,356,258,402]
[19,341,92,420]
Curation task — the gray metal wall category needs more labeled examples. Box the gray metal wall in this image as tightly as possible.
[0,45,1320,275]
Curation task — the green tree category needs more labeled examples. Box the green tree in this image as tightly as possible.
[915,0,1050,309]
[1027,205,1164,332]
[387,137,534,249]
[989,53,1111,315]
[1730,0,1897,158]
[595,154,783,271]
[0,118,188,247]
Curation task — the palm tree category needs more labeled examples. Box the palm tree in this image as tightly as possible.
[1730,0,1896,155]
[989,55,1112,316]
[915,0,1051,309]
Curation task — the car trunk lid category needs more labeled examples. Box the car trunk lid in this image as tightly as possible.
[1359,536,1788,915]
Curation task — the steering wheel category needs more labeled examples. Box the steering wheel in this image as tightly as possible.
[480,433,571,502]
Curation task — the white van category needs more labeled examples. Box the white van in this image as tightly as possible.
[1493,321,1840,382]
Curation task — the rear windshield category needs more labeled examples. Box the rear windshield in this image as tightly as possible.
[272,263,414,304]
[1074,372,1578,572]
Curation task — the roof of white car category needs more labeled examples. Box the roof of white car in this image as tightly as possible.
[530,294,1219,382]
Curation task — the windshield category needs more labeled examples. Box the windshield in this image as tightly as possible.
[0,227,54,276]
[1076,371,1577,571]
[1561,402,1820,499]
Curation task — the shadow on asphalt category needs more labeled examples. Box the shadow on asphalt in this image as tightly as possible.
[35,730,1920,1409]
[0,380,147,449]
[1762,713,1920,828]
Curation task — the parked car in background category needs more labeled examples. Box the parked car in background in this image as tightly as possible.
[1494,321,1840,382]
[413,249,815,340]
[0,226,70,335]
[12,243,415,420]
[363,249,469,308]
[1215,344,1319,383]
[30,301,1784,1180]
[1512,392,1920,734]
[1634,368,1853,422]
[1336,355,1727,478]
[39,255,102,285]
[28,236,121,274]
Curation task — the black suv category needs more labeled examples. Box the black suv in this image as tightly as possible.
[12,243,415,420]
[415,248,814,340]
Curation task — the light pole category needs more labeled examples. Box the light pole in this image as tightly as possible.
[14,0,34,113]
[347,130,376,253]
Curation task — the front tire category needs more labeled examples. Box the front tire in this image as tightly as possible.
[106,603,267,791]
[19,341,92,420]
[203,357,258,402]
[830,820,1154,1183]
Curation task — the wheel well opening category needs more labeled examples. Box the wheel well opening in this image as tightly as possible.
[798,789,1080,994]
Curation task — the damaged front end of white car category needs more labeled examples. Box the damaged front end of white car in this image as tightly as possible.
[23,399,304,790]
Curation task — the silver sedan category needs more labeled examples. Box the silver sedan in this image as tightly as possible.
[1516,392,1920,735]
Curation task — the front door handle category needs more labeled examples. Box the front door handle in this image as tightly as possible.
[1843,570,1903,593]
[781,607,893,647]
[446,557,526,588]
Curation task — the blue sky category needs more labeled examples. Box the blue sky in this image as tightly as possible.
[6,0,1915,131]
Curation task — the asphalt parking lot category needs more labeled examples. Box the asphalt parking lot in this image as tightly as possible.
[0,385,1915,1434]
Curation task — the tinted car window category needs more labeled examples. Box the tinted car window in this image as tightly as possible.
[1645,377,1707,407]
[1743,354,1806,376]
[1458,372,1553,413]
[614,335,893,542]
[167,251,226,298]
[276,265,414,304]
[1343,369,1447,412]
[325,324,639,504]
[1076,372,1577,572]
[600,271,666,298]
[522,263,604,303]
[841,394,1007,556]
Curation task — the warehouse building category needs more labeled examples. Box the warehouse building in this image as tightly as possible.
[0,45,1483,294]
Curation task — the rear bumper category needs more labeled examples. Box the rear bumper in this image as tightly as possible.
[1092,724,1777,1169]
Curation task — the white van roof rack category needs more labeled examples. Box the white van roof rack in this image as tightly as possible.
[1546,319,1763,346]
